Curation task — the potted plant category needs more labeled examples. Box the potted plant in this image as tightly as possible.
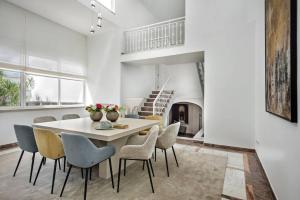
[85,103,103,121]
[104,104,119,122]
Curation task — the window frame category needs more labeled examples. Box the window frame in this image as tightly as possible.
[96,0,116,14]
[0,62,86,111]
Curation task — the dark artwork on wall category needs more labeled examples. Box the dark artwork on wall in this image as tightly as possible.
[265,0,297,122]
[171,103,189,124]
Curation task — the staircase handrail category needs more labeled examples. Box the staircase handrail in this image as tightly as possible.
[153,77,171,115]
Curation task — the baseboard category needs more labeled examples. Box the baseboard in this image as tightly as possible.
[203,142,255,152]
[254,152,277,200]
[0,142,18,151]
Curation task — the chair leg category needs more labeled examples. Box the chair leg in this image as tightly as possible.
[51,159,57,194]
[149,159,155,177]
[43,158,46,165]
[164,149,170,177]
[29,152,35,183]
[33,157,44,186]
[108,158,114,189]
[154,147,157,162]
[172,146,179,167]
[123,159,126,176]
[84,168,89,200]
[142,160,145,170]
[146,160,155,193]
[117,159,122,193]
[60,165,72,197]
[63,157,66,172]
[13,150,24,177]
[81,168,84,179]
[89,167,92,180]
[58,158,61,170]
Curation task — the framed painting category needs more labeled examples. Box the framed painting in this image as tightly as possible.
[265,0,298,122]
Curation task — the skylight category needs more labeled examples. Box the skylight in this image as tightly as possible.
[96,0,115,13]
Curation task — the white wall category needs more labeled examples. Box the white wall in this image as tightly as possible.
[0,1,88,146]
[184,0,255,148]
[252,0,300,199]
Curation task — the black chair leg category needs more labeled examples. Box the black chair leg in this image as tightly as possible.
[60,165,72,197]
[108,158,114,188]
[142,160,145,170]
[58,159,61,170]
[81,168,84,179]
[146,160,155,193]
[117,159,122,193]
[13,150,24,177]
[164,149,169,177]
[29,152,35,182]
[149,159,155,177]
[123,159,126,176]
[89,167,92,180]
[172,146,179,167]
[154,147,157,162]
[33,157,44,185]
[63,157,66,172]
[84,168,89,200]
[43,158,46,165]
[51,159,57,194]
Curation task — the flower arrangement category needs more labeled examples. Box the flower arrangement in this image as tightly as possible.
[104,104,119,113]
[85,103,103,113]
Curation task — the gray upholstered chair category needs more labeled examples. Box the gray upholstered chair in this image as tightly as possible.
[33,116,57,123]
[13,125,38,183]
[117,125,159,193]
[62,114,80,120]
[60,133,115,200]
[155,122,180,177]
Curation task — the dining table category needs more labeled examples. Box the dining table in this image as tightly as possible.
[32,117,160,179]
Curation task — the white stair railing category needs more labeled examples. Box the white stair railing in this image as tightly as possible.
[153,77,171,115]
[123,17,185,54]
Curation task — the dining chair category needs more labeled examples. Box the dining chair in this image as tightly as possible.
[13,125,38,183]
[117,125,159,193]
[155,122,180,177]
[60,133,115,200]
[62,114,80,120]
[33,116,65,170]
[139,115,163,135]
[33,128,65,194]
[33,116,57,123]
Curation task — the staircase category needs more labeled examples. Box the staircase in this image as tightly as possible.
[138,90,174,117]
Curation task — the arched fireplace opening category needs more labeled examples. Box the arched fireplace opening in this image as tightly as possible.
[168,102,203,138]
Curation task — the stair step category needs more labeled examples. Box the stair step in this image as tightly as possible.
[138,111,163,116]
[152,90,174,95]
[144,102,167,107]
[149,94,171,98]
[141,106,165,112]
[146,98,170,103]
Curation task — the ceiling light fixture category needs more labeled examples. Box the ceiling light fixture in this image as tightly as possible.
[89,0,103,34]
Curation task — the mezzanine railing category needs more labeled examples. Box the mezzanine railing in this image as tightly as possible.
[123,17,185,54]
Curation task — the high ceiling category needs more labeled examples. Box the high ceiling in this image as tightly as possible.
[5,0,185,35]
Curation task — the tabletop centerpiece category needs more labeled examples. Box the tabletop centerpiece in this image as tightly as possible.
[85,103,103,122]
[104,104,119,122]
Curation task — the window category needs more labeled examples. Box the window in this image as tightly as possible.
[25,74,59,106]
[96,0,115,13]
[0,69,21,106]
[60,79,84,105]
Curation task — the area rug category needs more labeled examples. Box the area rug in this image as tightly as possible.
[0,144,227,200]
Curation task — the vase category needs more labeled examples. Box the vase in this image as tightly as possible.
[106,111,119,122]
[90,111,103,122]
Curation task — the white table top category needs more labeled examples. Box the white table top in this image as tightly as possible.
[32,117,160,142]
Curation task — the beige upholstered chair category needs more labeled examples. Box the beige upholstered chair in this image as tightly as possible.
[62,114,80,120]
[33,116,57,123]
[155,122,180,177]
[117,125,159,193]
[139,115,163,135]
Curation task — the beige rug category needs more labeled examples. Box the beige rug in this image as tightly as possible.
[0,144,227,200]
